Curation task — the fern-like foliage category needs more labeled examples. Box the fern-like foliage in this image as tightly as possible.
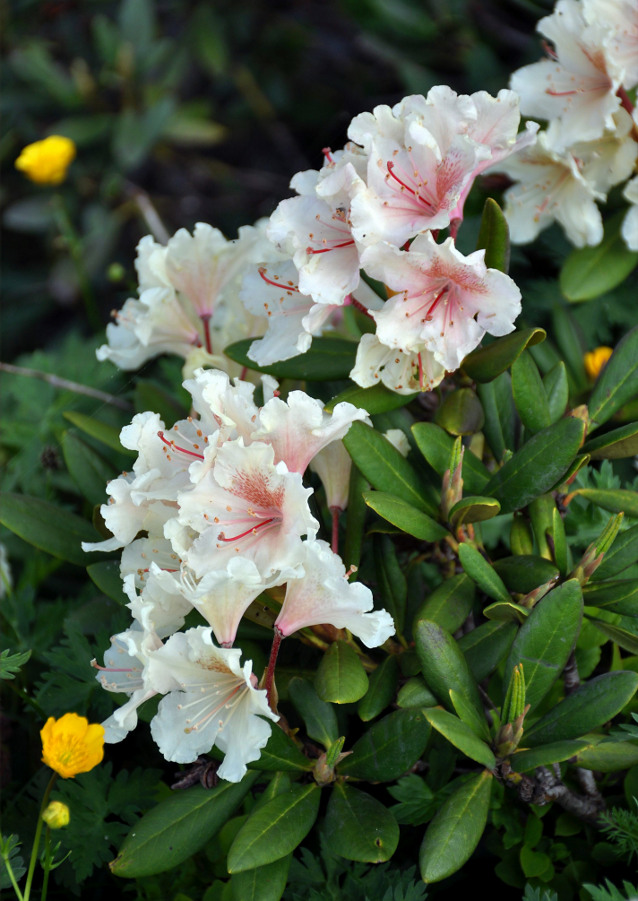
[598,799,638,864]
[522,885,559,901]
[582,879,638,901]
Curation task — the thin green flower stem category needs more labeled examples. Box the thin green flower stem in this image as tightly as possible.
[4,680,46,718]
[39,830,51,901]
[0,362,133,412]
[51,194,102,333]
[1,850,25,901]
[23,773,57,901]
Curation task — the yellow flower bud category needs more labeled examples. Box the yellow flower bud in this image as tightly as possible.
[584,346,613,381]
[42,801,70,829]
[41,713,105,779]
[15,135,76,186]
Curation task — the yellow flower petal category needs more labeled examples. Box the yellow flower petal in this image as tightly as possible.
[584,346,613,381]
[15,135,76,186]
[40,712,105,779]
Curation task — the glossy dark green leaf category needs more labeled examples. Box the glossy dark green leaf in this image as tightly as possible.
[462,328,546,384]
[411,422,490,493]
[344,422,437,515]
[458,543,510,603]
[63,410,133,455]
[483,417,586,514]
[475,197,510,272]
[62,430,115,506]
[227,784,320,873]
[449,496,501,528]
[134,379,187,424]
[552,506,569,575]
[224,337,356,380]
[111,774,258,877]
[509,740,591,773]
[248,725,312,773]
[560,212,638,302]
[449,688,491,742]
[512,351,551,434]
[583,580,638,616]
[569,488,638,518]
[587,618,638,654]
[339,708,431,781]
[324,783,399,863]
[493,556,560,594]
[326,383,417,414]
[483,601,529,624]
[364,491,449,542]
[315,640,368,704]
[435,388,485,436]
[575,740,638,772]
[583,422,638,459]
[414,620,484,721]
[504,579,583,712]
[288,677,338,749]
[358,655,400,722]
[592,523,638,581]
[414,574,475,635]
[230,855,291,901]
[424,708,494,768]
[524,671,638,747]
[476,372,515,461]
[374,534,407,635]
[553,303,588,393]
[589,326,638,428]
[397,677,438,709]
[86,560,127,605]
[458,621,517,681]
[419,770,492,883]
[543,362,569,424]
[0,493,105,566]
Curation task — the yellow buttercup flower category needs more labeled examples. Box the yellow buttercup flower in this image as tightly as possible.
[584,346,613,381]
[42,800,70,829]
[40,713,105,779]
[15,135,76,185]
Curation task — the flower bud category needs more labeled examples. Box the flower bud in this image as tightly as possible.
[42,801,70,829]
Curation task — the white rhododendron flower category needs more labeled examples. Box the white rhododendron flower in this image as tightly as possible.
[584,0,638,90]
[622,176,638,250]
[148,627,278,782]
[309,440,353,511]
[350,333,443,395]
[274,540,395,647]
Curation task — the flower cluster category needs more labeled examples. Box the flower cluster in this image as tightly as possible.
[493,0,638,248]
[86,369,394,781]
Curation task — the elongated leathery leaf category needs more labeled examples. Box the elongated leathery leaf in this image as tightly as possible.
[64,410,134,456]
[227,783,320,873]
[543,362,569,423]
[315,640,368,704]
[225,336,356,380]
[589,325,638,428]
[419,770,492,883]
[560,212,638,302]
[364,491,449,542]
[568,488,638,519]
[61,430,117,506]
[512,351,551,434]
[324,783,399,863]
[87,560,128,605]
[458,543,510,603]
[483,417,586,514]
[524,671,638,747]
[339,708,431,781]
[230,855,291,901]
[476,372,515,462]
[583,422,638,459]
[592,523,638,581]
[411,421,490,493]
[414,574,475,635]
[510,741,591,773]
[358,655,400,722]
[248,724,313,772]
[459,621,517,681]
[462,328,546,384]
[476,196,510,272]
[111,774,258,877]
[288,677,338,749]
[424,707,494,767]
[503,579,583,713]
[414,620,484,722]
[326,383,417,415]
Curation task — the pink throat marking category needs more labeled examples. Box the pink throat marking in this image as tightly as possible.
[218,517,276,542]
[158,431,205,460]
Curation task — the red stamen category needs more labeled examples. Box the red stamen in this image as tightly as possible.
[218,518,275,542]
[322,147,334,164]
[306,239,355,255]
[259,267,300,292]
[201,314,213,354]
[158,431,205,460]
[386,161,417,196]
[546,88,579,97]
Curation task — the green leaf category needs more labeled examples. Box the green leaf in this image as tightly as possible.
[134,379,187,424]
[323,783,399,863]
[509,740,591,773]
[326,383,417,414]
[224,337,357,381]
[552,303,588,393]
[449,688,491,743]
[524,671,638,746]
[551,506,569,575]
[419,770,492,883]
[227,784,320,873]
[520,846,553,880]
[424,708,494,768]
[338,708,431,781]
[364,491,449,542]
[110,774,258,877]
[61,430,115,506]
[592,523,638,581]
[397,677,438,708]
[435,388,485,435]
[63,411,133,455]
[458,621,517,681]
[560,212,638,302]
[483,601,529,624]
[230,855,291,901]
[589,326,638,428]
[374,535,407,635]
[543,362,569,424]
[86,560,128,605]
[512,351,551,434]
[449,496,501,529]
[462,328,546,384]
[587,618,638,655]
[458,543,511,603]
[504,579,583,712]
[358,655,400,722]
[315,641,369,704]
[476,372,515,461]
[414,620,484,721]
[0,493,105,566]
[248,726,312,773]
[475,197,510,272]
[483,417,586,514]
[414,573,475,635]
[493,556,560,594]
[411,422,490,493]
[583,580,638,616]
[583,421,638,460]
[344,422,437,515]
[568,489,638,518]
[574,740,638,772]
[288,678,338,749]
[0,648,32,680]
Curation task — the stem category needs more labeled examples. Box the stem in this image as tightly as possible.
[23,774,56,901]
[330,506,340,555]
[39,831,51,901]
[51,195,102,332]
[264,628,283,711]
[0,362,133,412]
[1,852,25,901]
[349,296,375,319]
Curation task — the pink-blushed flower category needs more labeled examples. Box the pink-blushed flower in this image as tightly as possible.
[362,234,521,372]
[350,334,443,395]
[584,0,638,90]
[274,540,395,647]
[510,0,622,152]
[147,627,278,782]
